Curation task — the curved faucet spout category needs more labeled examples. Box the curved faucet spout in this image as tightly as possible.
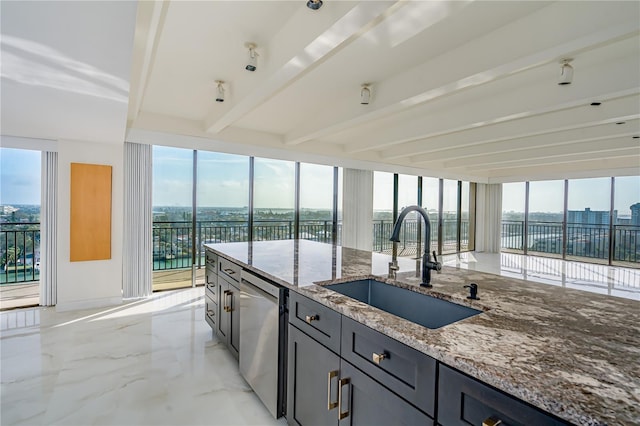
[389,205,441,287]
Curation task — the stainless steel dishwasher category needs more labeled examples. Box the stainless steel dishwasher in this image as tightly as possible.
[239,270,287,418]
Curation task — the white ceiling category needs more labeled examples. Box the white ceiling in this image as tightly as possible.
[0,1,138,144]
[2,1,639,183]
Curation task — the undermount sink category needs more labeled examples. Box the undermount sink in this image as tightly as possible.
[325,279,481,329]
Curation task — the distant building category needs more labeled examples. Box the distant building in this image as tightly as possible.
[567,208,616,225]
[631,203,640,226]
[1,205,19,214]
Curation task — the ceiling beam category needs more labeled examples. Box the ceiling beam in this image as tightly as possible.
[360,57,640,157]
[409,122,640,165]
[127,0,169,126]
[285,3,640,147]
[205,1,404,134]
[445,137,639,169]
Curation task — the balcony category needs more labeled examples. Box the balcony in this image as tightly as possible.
[0,222,40,285]
[501,220,639,264]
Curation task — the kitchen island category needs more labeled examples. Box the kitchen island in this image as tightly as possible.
[204,240,639,426]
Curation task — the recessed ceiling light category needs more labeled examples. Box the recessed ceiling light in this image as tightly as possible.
[307,0,322,10]
[616,122,626,125]
[590,102,601,106]
[633,136,639,139]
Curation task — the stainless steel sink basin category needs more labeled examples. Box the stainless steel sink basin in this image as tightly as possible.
[325,279,481,329]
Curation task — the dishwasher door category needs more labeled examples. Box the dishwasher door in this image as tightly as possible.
[239,271,285,418]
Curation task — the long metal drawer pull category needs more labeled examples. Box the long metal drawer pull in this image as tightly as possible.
[327,370,338,410]
[224,290,232,312]
[338,378,350,420]
[305,314,319,324]
[372,351,388,365]
[482,416,503,426]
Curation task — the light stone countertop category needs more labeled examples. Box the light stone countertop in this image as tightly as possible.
[205,240,640,426]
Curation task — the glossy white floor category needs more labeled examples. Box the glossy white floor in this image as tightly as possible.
[0,288,286,426]
[443,251,640,300]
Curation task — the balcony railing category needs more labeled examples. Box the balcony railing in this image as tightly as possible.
[372,219,469,256]
[153,220,337,271]
[501,220,639,263]
[1,222,40,284]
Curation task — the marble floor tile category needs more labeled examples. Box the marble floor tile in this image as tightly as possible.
[442,251,640,300]
[1,288,286,426]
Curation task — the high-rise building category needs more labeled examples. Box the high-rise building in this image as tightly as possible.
[567,208,617,225]
[631,203,640,226]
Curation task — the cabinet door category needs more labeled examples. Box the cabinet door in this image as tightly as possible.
[338,360,434,426]
[228,283,240,358]
[217,279,229,341]
[438,365,569,426]
[287,324,340,426]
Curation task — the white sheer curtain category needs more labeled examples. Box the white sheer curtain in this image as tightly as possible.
[475,183,502,253]
[123,142,152,298]
[40,151,57,306]
[342,169,373,250]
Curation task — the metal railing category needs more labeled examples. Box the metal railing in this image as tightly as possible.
[153,220,337,271]
[501,220,639,263]
[372,219,469,255]
[0,222,40,284]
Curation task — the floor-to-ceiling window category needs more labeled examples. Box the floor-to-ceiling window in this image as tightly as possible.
[253,158,295,241]
[373,172,394,252]
[528,180,564,257]
[422,177,440,253]
[566,177,611,261]
[613,176,640,265]
[501,182,526,251]
[501,176,639,267]
[299,163,335,243]
[152,146,194,290]
[460,181,471,251]
[0,148,41,308]
[442,179,459,254]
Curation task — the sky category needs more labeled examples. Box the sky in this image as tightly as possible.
[3,146,637,215]
[0,148,41,205]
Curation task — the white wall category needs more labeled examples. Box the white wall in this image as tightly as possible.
[56,140,123,311]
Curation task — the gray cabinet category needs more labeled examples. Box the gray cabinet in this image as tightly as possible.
[287,292,435,426]
[287,324,341,426]
[338,360,434,426]
[205,250,218,330]
[437,365,569,426]
[217,274,240,359]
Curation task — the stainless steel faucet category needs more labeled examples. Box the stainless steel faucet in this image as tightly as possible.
[389,205,442,287]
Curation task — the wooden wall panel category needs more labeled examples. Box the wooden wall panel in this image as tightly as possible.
[70,163,112,261]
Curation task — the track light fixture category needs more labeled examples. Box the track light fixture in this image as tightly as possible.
[558,59,573,85]
[306,0,323,10]
[215,80,225,102]
[360,84,371,105]
[245,42,258,72]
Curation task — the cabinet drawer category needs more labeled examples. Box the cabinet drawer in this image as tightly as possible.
[219,257,241,283]
[205,280,217,301]
[206,265,217,286]
[289,291,341,354]
[341,316,436,417]
[205,294,216,330]
[438,365,569,426]
[205,250,218,268]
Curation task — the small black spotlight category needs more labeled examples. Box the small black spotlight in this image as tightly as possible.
[307,0,323,10]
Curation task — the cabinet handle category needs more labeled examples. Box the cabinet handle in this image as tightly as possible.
[482,417,503,426]
[223,268,236,275]
[327,370,338,410]
[305,314,319,324]
[207,310,215,317]
[224,290,232,312]
[372,351,388,365]
[338,377,350,420]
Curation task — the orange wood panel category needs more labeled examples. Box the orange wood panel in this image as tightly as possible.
[70,163,112,261]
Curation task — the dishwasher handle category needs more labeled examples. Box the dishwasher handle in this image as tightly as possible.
[241,270,281,299]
